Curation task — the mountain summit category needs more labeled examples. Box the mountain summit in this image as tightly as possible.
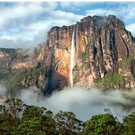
[0,15,135,96]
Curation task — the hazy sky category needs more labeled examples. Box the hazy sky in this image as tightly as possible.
[0,2,135,48]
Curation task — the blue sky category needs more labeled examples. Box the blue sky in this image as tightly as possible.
[0,2,135,49]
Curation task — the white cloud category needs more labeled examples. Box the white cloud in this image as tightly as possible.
[122,3,135,20]
[0,35,17,41]
[86,3,135,22]
[17,86,135,122]
[86,8,116,17]
[0,2,59,28]
[0,84,7,96]
[59,2,72,8]
[0,3,44,28]
[86,8,124,21]
[0,2,135,49]
[0,2,84,48]
[85,6,135,37]
[1,84,135,122]
[126,23,135,37]
[59,2,90,10]
[0,9,84,49]
[85,8,126,24]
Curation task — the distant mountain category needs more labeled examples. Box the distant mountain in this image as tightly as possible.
[0,15,135,96]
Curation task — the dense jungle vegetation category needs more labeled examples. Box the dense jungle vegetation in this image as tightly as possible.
[0,98,135,135]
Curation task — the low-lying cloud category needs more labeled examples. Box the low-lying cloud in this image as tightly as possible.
[0,84,7,105]
[15,86,135,122]
[1,85,135,122]
[126,23,135,37]
[0,84,7,96]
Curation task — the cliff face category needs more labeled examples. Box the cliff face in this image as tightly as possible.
[44,15,135,91]
[0,45,48,96]
[0,45,45,73]
[0,15,135,96]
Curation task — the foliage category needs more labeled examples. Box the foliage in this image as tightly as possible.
[21,105,47,121]
[118,57,134,67]
[15,117,46,135]
[18,105,56,135]
[0,98,25,134]
[81,52,87,62]
[3,65,49,96]
[95,73,124,85]
[73,75,81,84]
[54,110,84,135]
[73,64,79,71]
[1,98,135,135]
[83,113,123,135]
[0,98,56,135]
[94,73,126,90]
[123,112,135,135]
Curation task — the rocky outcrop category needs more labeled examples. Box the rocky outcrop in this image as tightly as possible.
[44,15,135,91]
[0,45,49,96]
[0,15,135,95]
[0,44,46,73]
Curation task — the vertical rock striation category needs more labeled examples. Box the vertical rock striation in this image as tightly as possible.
[44,15,135,91]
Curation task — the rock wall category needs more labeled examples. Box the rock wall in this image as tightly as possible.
[0,45,45,73]
[44,15,135,90]
[0,15,135,95]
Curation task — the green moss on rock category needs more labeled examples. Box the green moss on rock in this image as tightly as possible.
[81,52,87,62]
[3,65,49,96]
[73,64,79,71]
[73,75,81,84]
[95,73,124,85]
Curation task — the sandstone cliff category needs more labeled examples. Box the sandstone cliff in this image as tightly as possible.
[0,45,48,95]
[0,44,46,73]
[0,15,135,96]
[44,15,135,92]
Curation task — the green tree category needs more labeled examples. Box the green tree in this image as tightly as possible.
[0,98,25,134]
[54,111,84,135]
[21,105,46,121]
[42,110,56,135]
[15,105,56,135]
[123,112,135,135]
[83,113,123,135]
[4,98,25,118]
[0,112,12,135]
[15,117,46,135]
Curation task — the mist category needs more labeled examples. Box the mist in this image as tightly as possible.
[0,84,7,96]
[14,86,135,122]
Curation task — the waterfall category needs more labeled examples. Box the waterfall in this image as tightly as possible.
[70,28,75,87]
[75,24,79,65]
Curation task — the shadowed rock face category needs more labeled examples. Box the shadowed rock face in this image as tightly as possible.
[44,69,68,96]
[0,15,135,95]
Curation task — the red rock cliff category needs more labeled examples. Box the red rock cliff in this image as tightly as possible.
[0,15,135,95]
[44,15,135,91]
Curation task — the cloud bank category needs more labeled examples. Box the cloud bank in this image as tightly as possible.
[0,2,135,49]
[126,23,135,37]
[16,86,135,122]
[0,2,83,49]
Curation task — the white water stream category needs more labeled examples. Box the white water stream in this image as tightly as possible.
[70,29,75,87]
